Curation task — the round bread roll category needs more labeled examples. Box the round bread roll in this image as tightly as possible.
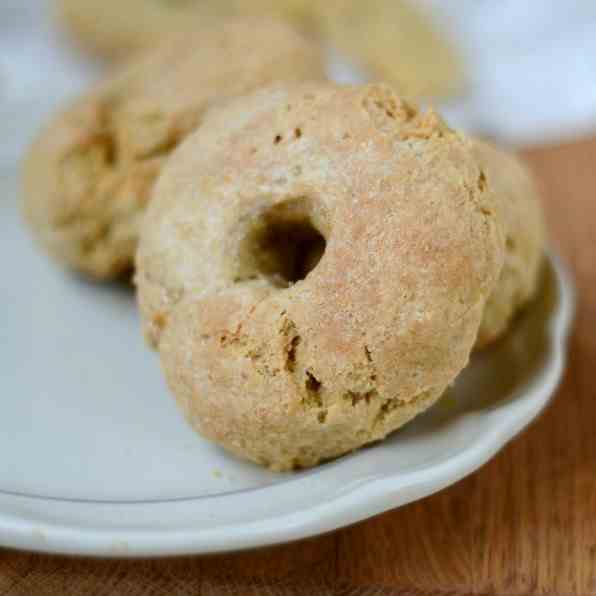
[22,19,326,279]
[474,141,546,348]
[136,82,505,470]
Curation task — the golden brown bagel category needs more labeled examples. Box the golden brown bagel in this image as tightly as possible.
[474,141,546,348]
[136,82,505,470]
[23,19,326,279]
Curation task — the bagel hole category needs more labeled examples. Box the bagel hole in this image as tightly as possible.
[242,202,326,288]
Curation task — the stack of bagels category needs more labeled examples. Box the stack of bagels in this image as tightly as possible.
[23,16,545,470]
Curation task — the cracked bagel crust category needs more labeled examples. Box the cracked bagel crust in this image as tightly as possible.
[136,82,505,471]
[22,19,326,279]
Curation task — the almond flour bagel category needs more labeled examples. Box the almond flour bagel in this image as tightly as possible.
[22,19,325,279]
[57,0,463,99]
[474,141,546,348]
[57,0,319,59]
[136,82,505,470]
[319,0,464,98]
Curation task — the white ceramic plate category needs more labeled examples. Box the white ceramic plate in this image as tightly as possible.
[0,166,574,557]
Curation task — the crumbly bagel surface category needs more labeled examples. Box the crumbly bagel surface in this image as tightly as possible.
[136,82,505,470]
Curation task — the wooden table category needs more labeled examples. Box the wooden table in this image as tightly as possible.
[1,138,594,596]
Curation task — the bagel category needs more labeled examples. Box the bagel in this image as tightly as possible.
[57,0,462,98]
[136,82,505,470]
[473,141,546,348]
[57,0,319,59]
[319,0,464,98]
[22,19,326,279]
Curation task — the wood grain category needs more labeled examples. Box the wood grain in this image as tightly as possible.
[2,138,595,596]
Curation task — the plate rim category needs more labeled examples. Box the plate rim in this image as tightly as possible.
[0,252,575,558]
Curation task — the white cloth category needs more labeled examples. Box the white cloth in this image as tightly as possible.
[427,0,596,145]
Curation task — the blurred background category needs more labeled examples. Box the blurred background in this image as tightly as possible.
[2,0,596,170]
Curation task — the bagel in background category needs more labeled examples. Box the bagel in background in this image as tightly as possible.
[56,0,463,99]
[319,0,464,98]
[22,19,326,279]
[136,82,505,470]
[56,0,319,60]
[474,141,547,348]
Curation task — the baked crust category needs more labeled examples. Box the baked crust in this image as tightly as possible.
[473,141,546,348]
[136,82,505,470]
[22,19,326,279]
